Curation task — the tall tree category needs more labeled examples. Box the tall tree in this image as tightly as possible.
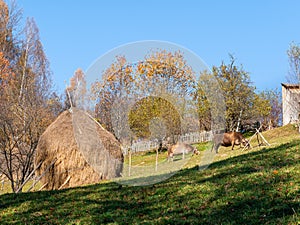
[91,55,134,132]
[0,7,56,192]
[128,96,181,139]
[286,42,300,85]
[132,50,196,138]
[256,89,282,128]
[211,56,255,131]
[285,43,300,132]
[250,92,272,128]
[196,71,212,131]
[0,0,21,63]
[91,50,196,141]
[65,68,87,109]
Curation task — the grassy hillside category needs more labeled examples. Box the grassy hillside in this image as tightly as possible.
[0,125,299,224]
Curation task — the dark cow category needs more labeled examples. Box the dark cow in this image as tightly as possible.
[212,132,250,153]
[167,143,200,161]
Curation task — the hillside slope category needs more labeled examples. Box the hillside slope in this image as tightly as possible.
[0,125,299,224]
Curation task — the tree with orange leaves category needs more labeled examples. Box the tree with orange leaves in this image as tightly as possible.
[65,68,87,109]
[0,1,61,192]
[91,50,196,143]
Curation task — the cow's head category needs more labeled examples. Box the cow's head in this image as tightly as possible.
[242,138,251,149]
[193,148,200,155]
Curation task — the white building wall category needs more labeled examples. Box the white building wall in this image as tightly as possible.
[282,84,300,125]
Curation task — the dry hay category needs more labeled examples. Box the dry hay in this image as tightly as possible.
[34,108,123,190]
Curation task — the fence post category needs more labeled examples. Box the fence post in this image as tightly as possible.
[128,149,131,177]
[1,179,4,191]
[155,148,159,172]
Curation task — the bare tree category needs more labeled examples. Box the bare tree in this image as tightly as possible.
[286,42,300,85]
[65,68,87,109]
[0,5,55,192]
[0,0,22,63]
[284,43,300,132]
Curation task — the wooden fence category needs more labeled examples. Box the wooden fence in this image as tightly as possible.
[122,130,213,155]
[177,130,213,144]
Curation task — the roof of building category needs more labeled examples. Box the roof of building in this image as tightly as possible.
[281,83,300,88]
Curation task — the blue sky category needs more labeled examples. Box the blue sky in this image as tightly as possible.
[16,0,300,93]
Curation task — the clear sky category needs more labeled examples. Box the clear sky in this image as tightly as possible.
[16,0,300,93]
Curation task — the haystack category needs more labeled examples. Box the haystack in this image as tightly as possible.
[34,108,123,190]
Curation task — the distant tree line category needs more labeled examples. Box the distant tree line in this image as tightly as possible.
[91,52,282,141]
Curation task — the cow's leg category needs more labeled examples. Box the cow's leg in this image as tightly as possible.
[168,153,174,162]
[231,141,235,150]
[182,151,185,160]
[211,143,215,152]
[214,143,221,153]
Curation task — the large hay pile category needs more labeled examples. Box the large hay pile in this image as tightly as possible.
[34,108,123,190]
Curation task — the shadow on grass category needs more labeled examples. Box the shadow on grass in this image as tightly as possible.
[0,140,299,224]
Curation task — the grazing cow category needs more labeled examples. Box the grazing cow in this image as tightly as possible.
[212,132,250,153]
[167,143,199,161]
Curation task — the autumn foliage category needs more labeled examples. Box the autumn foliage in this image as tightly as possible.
[91,50,197,142]
[0,1,61,192]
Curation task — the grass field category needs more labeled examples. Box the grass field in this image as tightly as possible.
[0,125,299,224]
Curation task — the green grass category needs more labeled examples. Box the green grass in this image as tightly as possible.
[0,125,299,224]
[0,178,43,195]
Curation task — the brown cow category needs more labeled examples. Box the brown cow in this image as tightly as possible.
[212,132,250,153]
[167,143,199,161]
